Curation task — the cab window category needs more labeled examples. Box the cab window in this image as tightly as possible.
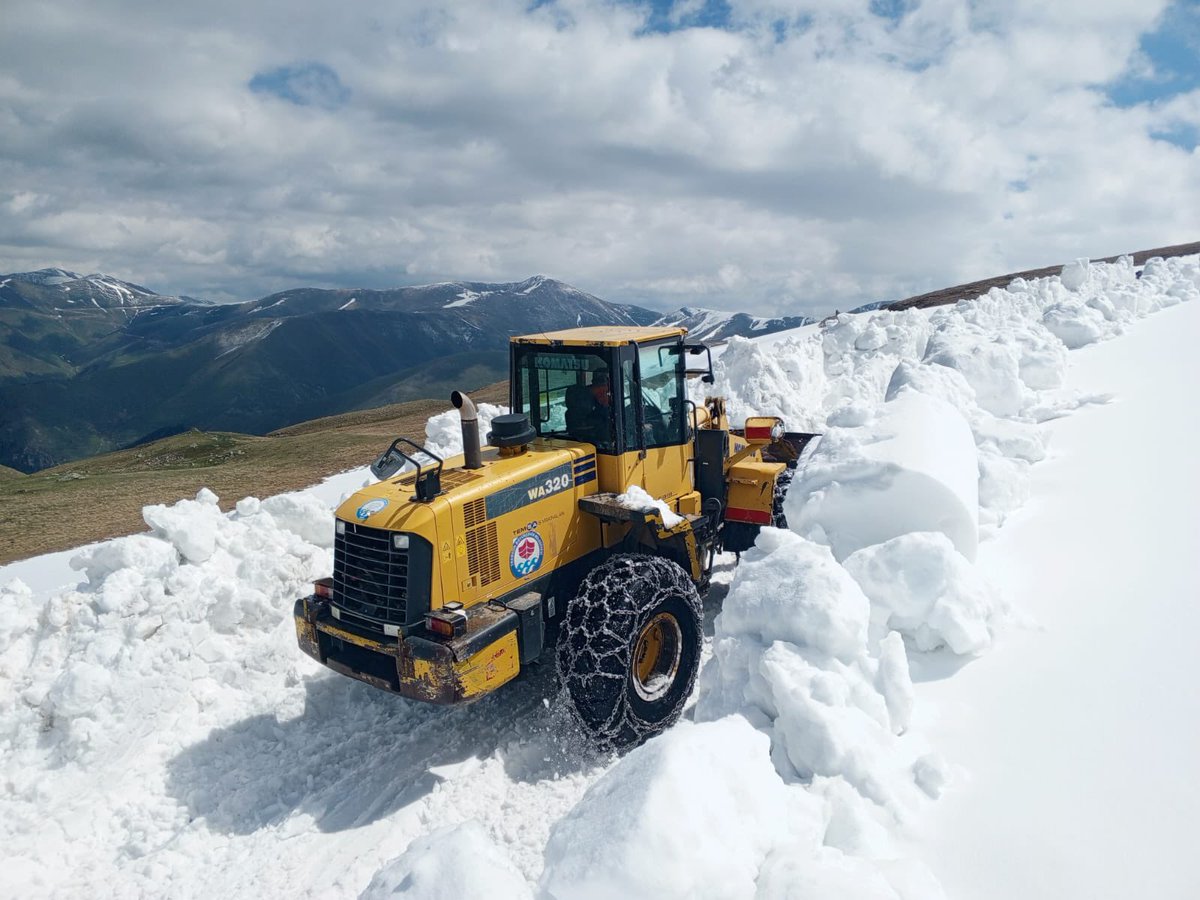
[633,341,686,449]
[514,348,616,453]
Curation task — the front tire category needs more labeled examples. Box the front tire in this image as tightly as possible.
[557,555,703,751]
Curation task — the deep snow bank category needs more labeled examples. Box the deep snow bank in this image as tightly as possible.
[539,716,943,900]
[787,390,979,561]
[697,530,943,817]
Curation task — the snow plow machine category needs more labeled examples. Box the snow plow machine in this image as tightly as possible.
[295,325,814,749]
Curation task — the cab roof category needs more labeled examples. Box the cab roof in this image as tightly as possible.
[511,325,687,347]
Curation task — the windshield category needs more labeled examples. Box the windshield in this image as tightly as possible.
[515,347,616,452]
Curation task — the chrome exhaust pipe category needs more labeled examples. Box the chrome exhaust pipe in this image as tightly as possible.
[450,390,483,469]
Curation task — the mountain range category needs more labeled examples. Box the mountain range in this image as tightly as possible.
[0,270,809,472]
[652,305,814,342]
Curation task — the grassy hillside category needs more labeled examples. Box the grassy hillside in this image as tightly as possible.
[0,382,508,565]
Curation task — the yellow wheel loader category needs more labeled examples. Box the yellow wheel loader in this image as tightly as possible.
[294,325,815,749]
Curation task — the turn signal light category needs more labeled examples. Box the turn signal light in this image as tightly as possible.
[426,609,467,638]
[313,578,333,599]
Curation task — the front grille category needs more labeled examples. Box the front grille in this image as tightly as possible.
[333,522,408,625]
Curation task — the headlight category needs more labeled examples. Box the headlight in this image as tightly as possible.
[393,533,410,550]
[335,520,346,535]
[771,422,784,440]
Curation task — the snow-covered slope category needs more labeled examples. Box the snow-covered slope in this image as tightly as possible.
[653,304,814,342]
[1,254,1197,897]
[1,269,193,308]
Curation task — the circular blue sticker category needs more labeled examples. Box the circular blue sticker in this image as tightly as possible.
[510,530,544,578]
[356,498,389,521]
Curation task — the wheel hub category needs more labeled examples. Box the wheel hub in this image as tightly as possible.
[632,612,683,702]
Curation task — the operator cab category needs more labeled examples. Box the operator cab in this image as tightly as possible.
[511,326,691,456]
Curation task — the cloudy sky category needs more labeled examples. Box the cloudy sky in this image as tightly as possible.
[1,0,1197,316]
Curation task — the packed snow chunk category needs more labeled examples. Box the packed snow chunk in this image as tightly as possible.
[843,532,1005,655]
[142,488,227,563]
[1042,300,1109,349]
[706,335,827,431]
[360,821,532,900]
[875,632,913,735]
[46,660,112,719]
[540,717,826,900]
[923,327,1027,417]
[424,401,508,457]
[0,579,35,655]
[977,452,1031,526]
[615,485,684,528]
[1060,258,1091,292]
[788,389,979,562]
[711,528,869,664]
[1139,255,1200,309]
[260,491,336,547]
[884,361,976,417]
[826,399,874,428]
[70,534,179,586]
[698,533,924,812]
[1014,327,1069,391]
[970,415,1046,464]
[234,496,261,517]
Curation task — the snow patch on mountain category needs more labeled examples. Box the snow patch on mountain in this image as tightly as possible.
[444,287,495,308]
[215,320,283,357]
[653,305,814,342]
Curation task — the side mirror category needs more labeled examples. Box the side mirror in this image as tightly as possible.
[371,449,405,481]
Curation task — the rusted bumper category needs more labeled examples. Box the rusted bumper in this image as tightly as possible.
[293,597,520,704]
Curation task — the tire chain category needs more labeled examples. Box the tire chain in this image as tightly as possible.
[556,554,702,751]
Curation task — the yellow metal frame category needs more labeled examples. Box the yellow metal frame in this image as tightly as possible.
[512,325,687,346]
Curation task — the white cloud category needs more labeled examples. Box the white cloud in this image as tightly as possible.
[0,0,1193,315]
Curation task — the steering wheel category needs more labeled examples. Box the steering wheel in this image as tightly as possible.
[642,396,669,444]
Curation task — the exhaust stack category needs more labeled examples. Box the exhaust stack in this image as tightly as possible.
[450,390,483,469]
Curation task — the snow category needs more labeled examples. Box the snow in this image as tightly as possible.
[215,319,283,357]
[519,276,545,295]
[443,287,495,308]
[614,484,684,528]
[787,390,980,562]
[698,529,944,817]
[844,533,1007,655]
[361,822,532,900]
[422,402,508,457]
[541,717,831,900]
[907,296,1200,900]
[0,253,1197,897]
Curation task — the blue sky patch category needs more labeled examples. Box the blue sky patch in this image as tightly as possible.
[1105,1,1200,108]
[249,62,350,110]
[1150,121,1199,152]
[615,0,732,34]
[869,0,911,23]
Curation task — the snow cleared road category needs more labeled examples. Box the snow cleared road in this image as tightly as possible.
[911,298,1200,899]
[1,254,1197,898]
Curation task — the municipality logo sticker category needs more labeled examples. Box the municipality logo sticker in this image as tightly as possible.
[356,498,389,521]
[510,530,544,578]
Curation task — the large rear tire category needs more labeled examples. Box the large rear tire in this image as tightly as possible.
[557,554,703,751]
